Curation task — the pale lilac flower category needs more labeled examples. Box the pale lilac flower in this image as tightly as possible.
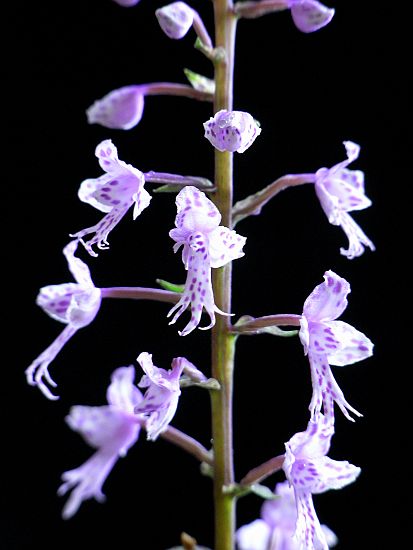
[112,0,140,6]
[236,481,337,550]
[288,1,335,33]
[315,141,375,259]
[167,186,246,335]
[26,240,101,400]
[283,415,360,550]
[58,366,143,519]
[203,110,261,153]
[86,86,145,130]
[299,270,373,422]
[135,352,187,440]
[156,2,194,39]
[71,139,151,256]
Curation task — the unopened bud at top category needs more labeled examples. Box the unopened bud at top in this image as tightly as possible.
[112,0,140,6]
[289,0,335,33]
[203,110,261,153]
[156,2,194,39]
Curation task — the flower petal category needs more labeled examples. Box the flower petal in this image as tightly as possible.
[132,186,152,219]
[63,240,95,287]
[67,287,101,328]
[289,456,360,494]
[307,321,341,355]
[326,321,374,366]
[66,405,139,453]
[106,366,143,413]
[286,415,334,460]
[203,109,261,153]
[36,283,80,323]
[172,186,221,237]
[86,86,145,130]
[136,352,184,392]
[209,226,246,268]
[316,168,371,213]
[338,211,375,259]
[303,271,350,323]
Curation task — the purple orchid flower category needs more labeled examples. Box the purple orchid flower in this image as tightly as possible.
[236,480,337,550]
[288,1,335,33]
[203,110,261,153]
[135,352,192,440]
[315,141,375,259]
[167,186,246,336]
[283,415,360,550]
[299,270,373,422]
[156,2,194,39]
[58,366,143,519]
[26,240,101,400]
[71,139,151,256]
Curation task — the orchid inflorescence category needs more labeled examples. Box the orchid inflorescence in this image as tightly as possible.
[28,1,375,549]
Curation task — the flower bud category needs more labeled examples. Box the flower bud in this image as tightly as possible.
[156,2,194,40]
[289,0,335,33]
[203,110,261,153]
[86,86,144,130]
[112,0,140,6]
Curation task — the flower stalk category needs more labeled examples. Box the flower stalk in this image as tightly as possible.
[210,1,238,548]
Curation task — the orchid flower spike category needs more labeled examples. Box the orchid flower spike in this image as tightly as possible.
[299,270,373,422]
[156,2,194,39]
[315,141,375,259]
[25,240,101,400]
[58,366,143,519]
[288,1,335,33]
[167,186,246,336]
[87,86,145,130]
[70,139,151,256]
[203,110,261,153]
[283,415,360,550]
[236,480,338,550]
[135,353,196,440]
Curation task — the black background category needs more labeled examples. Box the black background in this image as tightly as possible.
[5,1,409,549]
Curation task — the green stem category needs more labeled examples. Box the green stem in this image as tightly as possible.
[210,2,238,549]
